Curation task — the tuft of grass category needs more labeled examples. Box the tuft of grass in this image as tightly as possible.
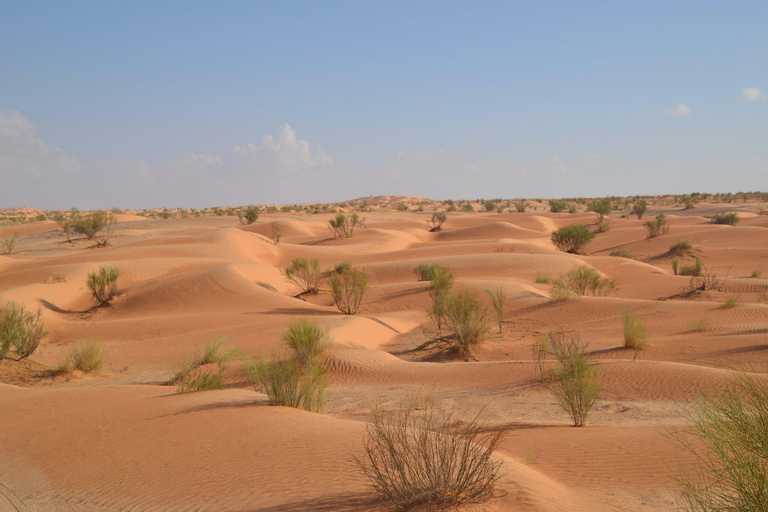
[444,291,491,355]
[355,395,504,509]
[551,265,617,298]
[65,339,108,373]
[621,310,648,357]
[751,269,763,278]
[535,274,550,284]
[672,259,680,275]
[485,287,506,334]
[678,257,704,277]
[669,239,692,255]
[200,336,239,366]
[712,212,739,225]
[719,295,741,309]
[282,258,321,294]
[177,370,224,393]
[645,214,669,238]
[689,317,711,333]
[609,247,633,259]
[0,301,46,359]
[87,266,119,306]
[414,263,447,282]
[282,319,329,369]
[248,357,325,412]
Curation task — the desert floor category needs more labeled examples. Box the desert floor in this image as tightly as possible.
[1,200,767,511]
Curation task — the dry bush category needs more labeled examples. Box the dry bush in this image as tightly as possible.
[355,396,504,509]
[609,247,633,258]
[622,310,647,359]
[689,317,711,333]
[427,212,447,232]
[0,302,46,359]
[485,287,506,334]
[282,258,321,294]
[645,214,669,238]
[719,295,741,309]
[329,212,359,238]
[514,200,528,213]
[170,336,238,388]
[61,339,108,373]
[752,269,763,278]
[712,212,739,225]
[549,199,568,213]
[678,257,704,277]
[428,266,453,331]
[633,199,648,219]
[545,332,600,427]
[270,221,282,244]
[670,239,692,255]
[1,236,18,255]
[551,265,617,298]
[238,206,259,225]
[329,266,367,315]
[283,319,329,369]
[551,224,595,253]
[177,370,224,393]
[444,291,491,355]
[671,371,768,511]
[87,266,119,305]
[249,357,325,412]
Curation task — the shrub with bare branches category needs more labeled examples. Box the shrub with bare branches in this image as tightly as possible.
[427,211,447,232]
[282,258,321,294]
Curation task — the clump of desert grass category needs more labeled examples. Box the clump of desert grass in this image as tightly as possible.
[670,371,768,511]
[534,273,550,284]
[0,301,46,360]
[485,287,506,334]
[282,258,321,294]
[550,224,595,253]
[57,338,109,374]
[329,265,368,314]
[689,317,712,333]
[675,257,704,277]
[645,214,669,238]
[718,295,741,309]
[751,269,763,278]
[87,266,119,306]
[669,239,692,256]
[551,265,617,300]
[171,336,239,392]
[444,291,492,355]
[282,319,329,369]
[609,247,633,259]
[428,265,454,331]
[354,394,504,510]
[414,263,447,282]
[711,212,739,225]
[621,310,648,360]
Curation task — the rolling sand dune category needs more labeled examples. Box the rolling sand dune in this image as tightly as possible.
[1,202,767,510]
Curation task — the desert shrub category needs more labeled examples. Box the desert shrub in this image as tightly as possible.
[552,265,617,298]
[73,211,110,239]
[46,272,66,284]
[645,214,669,238]
[679,257,704,277]
[355,396,504,509]
[672,259,680,275]
[633,199,648,219]
[594,223,610,233]
[427,211,447,232]
[282,258,321,294]
[461,203,474,212]
[719,295,741,309]
[681,195,699,210]
[670,239,692,255]
[549,199,568,213]
[87,266,119,306]
[609,247,633,258]
[270,221,282,244]
[672,371,768,511]
[535,274,550,284]
[283,319,328,369]
[485,287,506,334]
[65,339,108,373]
[621,310,647,354]
[689,317,711,333]
[0,302,46,359]
[751,269,763,278]
[177,370,224,393]
[200,336,239,365]
[514,200,528,213]
[238,206,259,225]
[551,224,595,253]
[428,266,454,331]
[589,197,612,222]
[549,334,600,427]
[329,266,368,315]
[414,263,447,282]
[444,291,491,355]
[329,212,359,238]
[248,357,325,412]
[397,203,408,212]
[1,237,17,255]
[712,212,739,225]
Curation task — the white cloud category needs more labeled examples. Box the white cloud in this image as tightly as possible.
[661,103,691,116]
[742,87,767,101]
[229,123,333,173]
[0,109,82,177]
[396,149,457,162]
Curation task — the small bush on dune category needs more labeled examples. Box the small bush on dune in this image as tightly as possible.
[485,287,506,334]
[0,302,46,359]
[428,266,454,331]
[329,266,368,315]
[609,247,633,259]
[200,336,239,365]
[621,310,648,358]
[238,206,259,225]
[444,291,491,355]
[355,395,504,510]
[588,197,612,223]
[719,295,741,309]
[282,258,321,294]
[549,334,600,427]
[551,224,595,254]
[689,317,711,333]
[552,265,617,298]
[549,199,568,213]
[270,221,282,244]
[2,236,18,255]
[283,319,328,369]
[73,211,109,239]
[65,339,108,373]
[751,269,763,278]
[670,239,692,255]
[535,274,550,284]
[672,371,768,511]
[177,370,224,393]
[514,200,528,213]
[678,257,703,277]
[414,263,447,282]
[329,212,359,238]
[645,214,669,238]
[633,199,648,219]
[249,357,325,412]
[86,266,119,306]
[427,211,447,232]
[171,336,238,389]
[712,212,739,225]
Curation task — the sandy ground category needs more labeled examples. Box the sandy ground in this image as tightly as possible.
[0,200,767,511]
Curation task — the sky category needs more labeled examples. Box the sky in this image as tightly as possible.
[1,1,767,209]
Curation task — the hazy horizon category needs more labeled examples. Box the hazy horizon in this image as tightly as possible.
[2,1,767,209]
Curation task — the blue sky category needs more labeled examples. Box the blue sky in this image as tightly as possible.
[1,1,766,208]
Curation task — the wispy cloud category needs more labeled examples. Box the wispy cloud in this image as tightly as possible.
[742,87,767,102]
[660,103,691,116]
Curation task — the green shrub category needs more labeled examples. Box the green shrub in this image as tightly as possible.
[679,257,703,277]
[329,266,368,315]
[427,211,447,231]
[719,296,741,309]
[645,214,669,238]
[248,357,325,412]
[65,339,108,373]
[551,224,595,253]
[712,212,739,225]
[238,206,259,225]
[689,317,711,333]
[621,310,647,353]
[672,259,679,275]
[270,221,282,244]
[461,203,474,212]
[552,266,617,298]
[1,236,17,255]
[485,287,506,334]
[588,197,612,222]
[329,212,359,238]
[609,247,633,259]
[169,336,237,386]
[282,258,321,294]
[751,269,763,278]
[535,274,550,284]
[397,203,408,211]
[444,291,491,355]
[283,319,328,369]
[514,200,528,213]
[428,266,454,330]
[177,370,224,393]
[86,266,119,305]
[549,333,600,427]
[672,371,768,511]
[200,336,239,365]
[633,199,648,219]
[594,223,610,233]
[355,396,504,509]
[0,302,46,359]
[414,263,448,282]
[549,199,568,213]
[670,239,692,255]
